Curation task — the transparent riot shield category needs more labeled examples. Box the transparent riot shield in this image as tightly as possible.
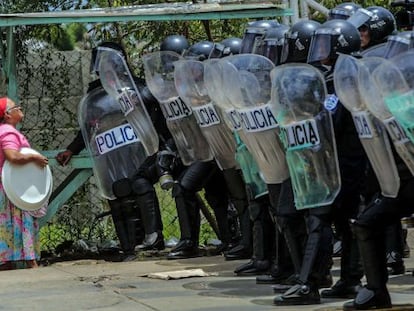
[97,48,158,157]
[204,58,268,198]
[271,63,340,209]
[173,58,237,170]
[78,87,147,200]
[372,51,414,145]
[334,54,399,197]
[219,54,289,185]
[359,57,414,175]
[142,51,212,165]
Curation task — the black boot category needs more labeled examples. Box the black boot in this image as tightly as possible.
[322,235,362,298]
[321,279,361,299]
[109,199,137,261]
[166,239,199,260]
[385,222,405,275]
[235,200,272,276]
[273,283,321,306]
[224,208,252,260]
[343,224,391,310]
[256,228,294,285]
[167,185,200,260]
[222,169,252,260]
[132,178,165,251]
[274,213,333,305]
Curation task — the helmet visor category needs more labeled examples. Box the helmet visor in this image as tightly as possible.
[240,29,265,54]
[209,43,227,59]
[384,36,411,59]
[280,30,300,63]
[347,8,373,29]
[307,31,332,63]
[281,37,300,63]
[253,39,280,64]
[329,8,351,20]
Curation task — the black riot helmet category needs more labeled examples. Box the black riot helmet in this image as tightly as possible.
[252,24,289,65]
[220,37,242,55]
[348,6,396,46]
[160,35,189,55]
[183,40,214,60]
[307,19,361,63]
[328,2,362,20]
[383,31,414,59]
[240,19,281,53]
[208,37,242,59]
[281,20,321,64]
[90,41,126,76]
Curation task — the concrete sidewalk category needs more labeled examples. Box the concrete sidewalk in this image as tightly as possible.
[0,250,414,311]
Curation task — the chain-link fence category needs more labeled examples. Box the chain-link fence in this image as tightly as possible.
[14,48,217,255]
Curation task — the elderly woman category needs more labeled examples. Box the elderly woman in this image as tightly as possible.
[0,97,48,270]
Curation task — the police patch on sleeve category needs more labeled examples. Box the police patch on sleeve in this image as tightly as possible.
[324,94,339,112]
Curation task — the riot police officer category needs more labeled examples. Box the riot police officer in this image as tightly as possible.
[154,38,246,259]
[353,7,409,277]
[341,38,414,310]
[274,19,363,305]
[311,18,365,302]
[348,6,397,50]
[259,20,323,292]
[250,21,314,287]
[57,42,167,260]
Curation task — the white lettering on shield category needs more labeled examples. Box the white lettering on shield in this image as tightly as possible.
[383,117,409,145]
[161,97,192,121]
[95,123,139,155]
[225,109,242,131]
[193,103,221,127]
[118,90,134,116]
[352,111,374,139]
[282,119,320,150]
[238,104,278,133]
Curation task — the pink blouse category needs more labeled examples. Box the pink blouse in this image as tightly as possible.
[0,124,30,171]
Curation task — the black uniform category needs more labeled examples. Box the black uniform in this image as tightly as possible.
[66,77,168,257]
[343,144,414,309]
[320,70,366,299]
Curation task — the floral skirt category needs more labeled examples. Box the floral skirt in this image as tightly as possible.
[0,186,40,262]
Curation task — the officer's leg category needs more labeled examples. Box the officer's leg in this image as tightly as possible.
[109,199,133,259]
[385,221,405,275]
[203,170,233,250]
[344,195,399,310]
[234,195,273,275]
[274,206,333,306]
[111,178,144,261]
[131,176,165,251]
[167,161,217,259]
[222,168,253,260]
[257,181,300,285]
[322,199,363,297]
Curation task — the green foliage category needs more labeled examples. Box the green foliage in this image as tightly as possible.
[67,23,87,44]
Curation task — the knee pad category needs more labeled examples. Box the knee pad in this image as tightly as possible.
[112,178,132,198]
[355,195,397,228]
[131,177,155,196]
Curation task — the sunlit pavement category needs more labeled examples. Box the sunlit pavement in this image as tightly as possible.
[0,230,413,311]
